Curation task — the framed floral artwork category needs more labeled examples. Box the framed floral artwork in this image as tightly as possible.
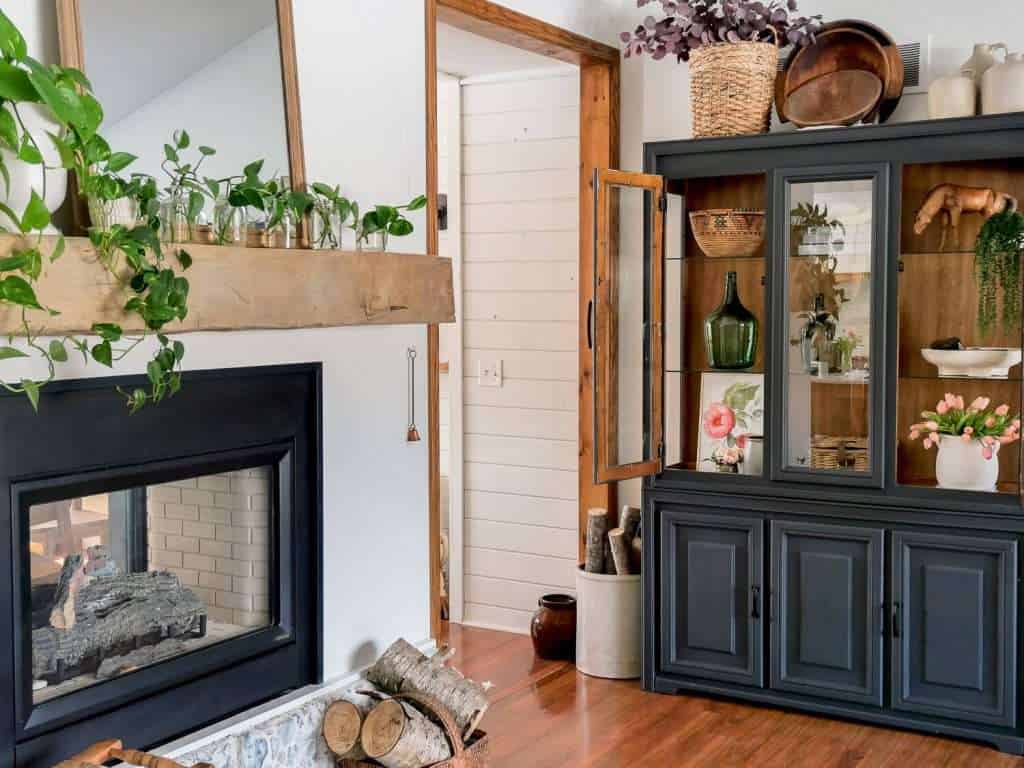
[698,372,765,473]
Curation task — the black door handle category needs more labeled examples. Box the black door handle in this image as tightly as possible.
[751,585,761,620]
[587,299,594,350]
[892,601,901,638]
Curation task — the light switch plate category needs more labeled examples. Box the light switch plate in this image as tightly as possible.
[478,360,503,388]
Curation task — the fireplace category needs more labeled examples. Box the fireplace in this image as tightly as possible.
[0,364,322,768]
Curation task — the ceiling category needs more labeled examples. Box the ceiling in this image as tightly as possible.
[437,22,562,79]
[79,0,278,125]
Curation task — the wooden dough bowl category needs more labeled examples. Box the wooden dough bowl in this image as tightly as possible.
[777,20,904,125]
[783,70,884,128]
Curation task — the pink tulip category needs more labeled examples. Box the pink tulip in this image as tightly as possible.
[936,401,949,415]
[986,416,997,428]
[923,437,933,449]
[969,396,991,411]
[944,393,957,406]
[909,430,920,440]
[703,402,736,440]
[955,396,965,410]
[964,426,974,435]
[983,445,994,460]
[1014,419,1021,429]
[1000,435,1017,445]
[961,434,972,443]
[1005,426,1017,437]
[996,404,1010,416]
[925,421,939,431]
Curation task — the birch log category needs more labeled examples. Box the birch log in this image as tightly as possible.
[366,639,488,738]
[620,505,641,543]
[361,698,452,768]
[608,528,631,575]
[323,690,379,760]
[584,508,608,573]
[630,535,643,573]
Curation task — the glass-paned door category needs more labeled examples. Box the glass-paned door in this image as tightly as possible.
[773,166,887,487]
[593,169,664,483]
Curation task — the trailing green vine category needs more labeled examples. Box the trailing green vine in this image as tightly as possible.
[0,8,191,413]
[975,210,1024,338]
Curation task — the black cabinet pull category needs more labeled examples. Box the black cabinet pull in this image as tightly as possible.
[892,601,901,638]
[751,585,761,620]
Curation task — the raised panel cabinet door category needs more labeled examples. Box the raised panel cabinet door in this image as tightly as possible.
[660,509,764,687]
[770,520,884,706]
[892,531,1017,727]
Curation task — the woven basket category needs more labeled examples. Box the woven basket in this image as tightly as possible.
[689,209,766,258]
[810,436,869,472]
[340,692,489,768]
[689,40,779,138]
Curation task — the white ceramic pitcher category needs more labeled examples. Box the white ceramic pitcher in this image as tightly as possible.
[983,51,1024,115]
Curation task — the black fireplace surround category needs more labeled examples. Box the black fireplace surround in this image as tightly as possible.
[0,364,323,768]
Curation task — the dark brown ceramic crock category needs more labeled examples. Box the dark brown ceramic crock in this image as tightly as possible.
[530,593,577,660]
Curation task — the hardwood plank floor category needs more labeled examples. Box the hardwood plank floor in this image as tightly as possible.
[441,622,1024,767]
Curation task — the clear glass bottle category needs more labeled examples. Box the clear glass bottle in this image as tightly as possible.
[704,271,758,370]
[213,198,248,246]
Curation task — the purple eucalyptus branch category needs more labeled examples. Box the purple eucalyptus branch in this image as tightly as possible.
[621,0,823,62]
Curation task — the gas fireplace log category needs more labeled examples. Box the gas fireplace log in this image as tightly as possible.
[361,697,452,768]
[96,638,188,679]
[365,639,489,739]
[584,508,608,574]
[323,689,380,760]
[608,528,631,576]
[33,571,205,683]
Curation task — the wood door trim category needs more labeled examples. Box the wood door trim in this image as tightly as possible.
[436,0,619,66]
[427,0,621,617]
[426,0,442,641]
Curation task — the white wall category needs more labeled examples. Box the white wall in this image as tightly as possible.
[458,70,580,633]
[106,26,291,188]
[5,0,430,680]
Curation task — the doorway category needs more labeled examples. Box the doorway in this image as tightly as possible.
[425,0,620,636]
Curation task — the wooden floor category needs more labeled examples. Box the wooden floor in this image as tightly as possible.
[441,622,1024,767]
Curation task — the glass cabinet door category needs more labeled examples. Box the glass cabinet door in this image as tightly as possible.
[592,169,664,484]
[773,167,888,486]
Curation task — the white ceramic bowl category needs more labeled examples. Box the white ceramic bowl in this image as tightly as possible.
[920,347,1024,379]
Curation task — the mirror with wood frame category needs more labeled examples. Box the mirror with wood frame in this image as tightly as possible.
[56,0,305,245]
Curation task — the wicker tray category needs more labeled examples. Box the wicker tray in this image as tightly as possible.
[340,692,490,768]
[811,435,869,472]
[689,209,766,258]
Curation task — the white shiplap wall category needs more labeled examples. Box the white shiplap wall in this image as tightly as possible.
[459,70,580,633]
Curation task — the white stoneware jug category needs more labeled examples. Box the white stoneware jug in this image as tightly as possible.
[982,51,1024,115]
[962,42,1008,86]
[929,71,977,119]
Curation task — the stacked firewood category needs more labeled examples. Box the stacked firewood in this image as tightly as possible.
[323,639,489,768]
[584,506,642,576]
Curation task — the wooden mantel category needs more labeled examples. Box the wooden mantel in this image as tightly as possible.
[0,235,454,335]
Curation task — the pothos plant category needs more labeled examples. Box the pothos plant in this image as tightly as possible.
[974,209,1023,337]
[0,8,191,413]
[356,195,428,249]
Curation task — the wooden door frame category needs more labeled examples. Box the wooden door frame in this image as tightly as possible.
[425,0,620,637]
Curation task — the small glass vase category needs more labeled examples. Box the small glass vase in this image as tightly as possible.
[213,199,248,246]
[263,210,300,249]
[357,230,386,252]
[159,196,189,244]
[704,271,758,370]
[310,207,342,250]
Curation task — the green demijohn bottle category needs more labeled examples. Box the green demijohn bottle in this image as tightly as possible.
[704,271,758,370]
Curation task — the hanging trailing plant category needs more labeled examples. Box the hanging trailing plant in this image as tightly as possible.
[975,209,1024,338]
[0,8,192,412]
